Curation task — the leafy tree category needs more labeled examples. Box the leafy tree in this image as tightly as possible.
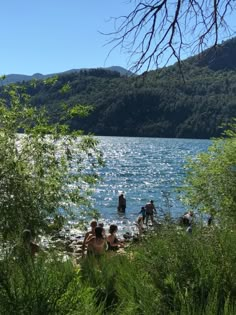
[0,83,103,241]
[181,120,236,225]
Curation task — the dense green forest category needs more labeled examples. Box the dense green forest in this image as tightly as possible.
[5,37,236,139]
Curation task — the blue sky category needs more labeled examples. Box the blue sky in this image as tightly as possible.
[1,0,134,75]
[1,0,236,76]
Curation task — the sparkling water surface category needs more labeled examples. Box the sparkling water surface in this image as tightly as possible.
[80,137,211,233]
[88,137,210,235]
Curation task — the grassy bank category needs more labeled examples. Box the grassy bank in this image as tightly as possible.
[0,224,235,314]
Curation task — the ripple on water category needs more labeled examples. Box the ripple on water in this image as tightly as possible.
[80,137,210,235]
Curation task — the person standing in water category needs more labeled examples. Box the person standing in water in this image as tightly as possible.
[118,193,126,212]
[139,206,146,224]
[145,200,157,225]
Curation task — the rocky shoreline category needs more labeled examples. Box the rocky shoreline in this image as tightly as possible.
[39,223,143,263]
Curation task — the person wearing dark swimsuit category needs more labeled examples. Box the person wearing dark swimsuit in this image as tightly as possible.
[107,224,124,251]
[118,193,126,212]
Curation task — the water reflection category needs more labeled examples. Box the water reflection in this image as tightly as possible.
[87,136,210,234]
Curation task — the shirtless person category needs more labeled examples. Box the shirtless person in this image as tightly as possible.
[145,200,157,225]
[82,219,97,256]
[86,226,107,256]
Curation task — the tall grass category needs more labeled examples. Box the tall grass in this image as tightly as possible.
[0,251,102,315]
[79,226,236,314]
[0,225,235,314]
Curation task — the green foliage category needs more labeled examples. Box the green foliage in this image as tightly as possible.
[42,76,59,86]
[0,252,102,315]
[68,104,94,118]
[181,121,236,224]
[60,82,71,94]
[6,39,236,139]
[135,227,236,314]
[80,253,161,314]
[79,226,236,314]
[0,225,235,314]
[56,269,105,315]
[0,83,103,240]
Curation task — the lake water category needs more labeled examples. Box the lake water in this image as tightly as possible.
[88,137,210,235]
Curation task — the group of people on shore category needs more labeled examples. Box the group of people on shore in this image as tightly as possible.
[18,200,212,261]
[82,195,158,257]
[84,193,215,257]
[82,220,125,257]
[180,210,213,231]
[19,193,212,259]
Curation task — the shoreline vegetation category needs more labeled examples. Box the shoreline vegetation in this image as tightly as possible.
[0,83,235,314]
[1,219,236,314]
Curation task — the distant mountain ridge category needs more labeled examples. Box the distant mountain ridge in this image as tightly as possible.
[2,36,236,139]
[1,66,133,85]
[187,37,236,70]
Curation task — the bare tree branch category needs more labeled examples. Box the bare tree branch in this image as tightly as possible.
[104,0,236,72]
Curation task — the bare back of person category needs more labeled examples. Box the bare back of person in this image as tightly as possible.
[87,237,107,255]
[86,226,107,256]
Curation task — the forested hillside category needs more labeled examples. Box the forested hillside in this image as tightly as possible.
[5,38,236,139]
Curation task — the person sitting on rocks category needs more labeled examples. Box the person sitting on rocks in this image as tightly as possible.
[107,224,124,251]
[86,226,107,256]
[82,219,97,256]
